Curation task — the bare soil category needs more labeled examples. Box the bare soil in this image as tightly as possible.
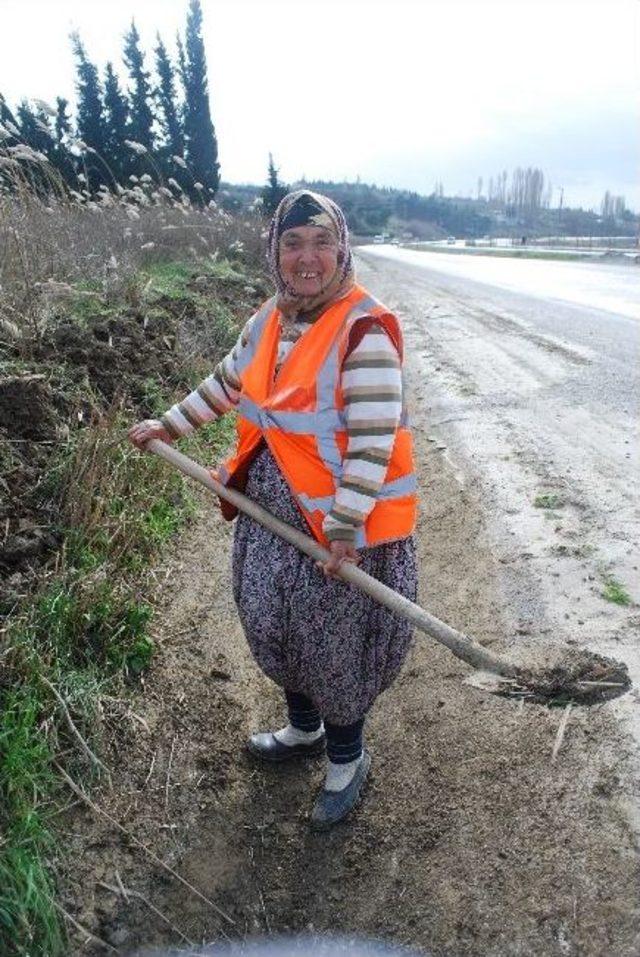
[0,265,268,608]
[59,279,640,956]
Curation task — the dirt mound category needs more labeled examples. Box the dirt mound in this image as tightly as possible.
[0,374,60,440]
[0,267,262,610]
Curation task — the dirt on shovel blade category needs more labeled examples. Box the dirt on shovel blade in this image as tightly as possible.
[509,648,631,704]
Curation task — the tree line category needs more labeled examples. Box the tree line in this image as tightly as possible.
[1,8,634,238]
[0,0,218,199]
[220,175,638,240]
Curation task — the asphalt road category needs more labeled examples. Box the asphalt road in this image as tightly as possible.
[363,245,640,320]
[356,246,640,764]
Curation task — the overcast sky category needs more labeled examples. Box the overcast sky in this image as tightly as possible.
[1,0,638,210]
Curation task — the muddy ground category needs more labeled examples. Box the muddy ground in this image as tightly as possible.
[60,260,640,956]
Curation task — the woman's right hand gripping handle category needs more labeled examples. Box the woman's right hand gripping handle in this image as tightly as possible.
[128,418,174,451]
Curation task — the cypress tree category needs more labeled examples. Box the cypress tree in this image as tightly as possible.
[262,153,287,216]
[182,0,219,194]
[17,100,48,147]
[20,101,61,161]
[0,93,19,139]
[53,97,76,185]
[103,62,129,184]
[176,33,187,89]
[154,35,184,161]
[70,31,107,189]
[16,101,56,193]
[54,97,72,145]
[123,20,155,157]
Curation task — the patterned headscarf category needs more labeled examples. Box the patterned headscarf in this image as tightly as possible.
[267,189,355,320]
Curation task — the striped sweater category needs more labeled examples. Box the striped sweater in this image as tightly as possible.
[161,315,403,544]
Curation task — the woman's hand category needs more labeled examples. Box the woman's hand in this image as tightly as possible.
[317,540,360,578]
[128,419,174,450]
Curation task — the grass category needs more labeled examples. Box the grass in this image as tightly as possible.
[601,575,632,606]
[0,142,262,952]
[404,243,589,262]
[142,256,249,300]
[534,492,563,509]
[1,410,235,956]
[0,687,66,957]
[0,246,245,954]
[1,136,264,950]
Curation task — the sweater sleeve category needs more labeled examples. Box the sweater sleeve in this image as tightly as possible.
[322,324,403,544]
[160,313,256,439]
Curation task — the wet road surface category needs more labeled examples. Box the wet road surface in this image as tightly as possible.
[357,248,640,770]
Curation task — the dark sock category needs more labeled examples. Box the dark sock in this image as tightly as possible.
[285,689,322,733]
[324,717,365,765]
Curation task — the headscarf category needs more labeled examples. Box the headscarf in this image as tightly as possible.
[267,189,355,320]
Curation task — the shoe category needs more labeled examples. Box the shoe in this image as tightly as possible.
[310,750,371,830]
[246,731,326,763]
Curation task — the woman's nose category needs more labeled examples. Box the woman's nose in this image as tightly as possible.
[298,243,318,262]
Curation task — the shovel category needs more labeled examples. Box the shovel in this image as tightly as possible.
[147,440,630,703]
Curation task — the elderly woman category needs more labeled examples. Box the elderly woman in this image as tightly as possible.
[129,190,417,829]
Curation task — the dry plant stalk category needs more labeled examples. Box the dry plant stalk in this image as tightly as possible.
[40,675,112,780]
[55,763,235,934]
[99,879,195,946]
[50,898,117,953]
[551,703,573,763]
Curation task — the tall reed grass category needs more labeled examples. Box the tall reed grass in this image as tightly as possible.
[0,131,264,955]
[0,134,266,349]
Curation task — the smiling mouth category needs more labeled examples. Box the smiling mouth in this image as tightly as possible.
[297,272,321,280]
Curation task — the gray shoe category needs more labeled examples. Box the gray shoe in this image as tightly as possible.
[310,750,371,830]
[247,731,326,763]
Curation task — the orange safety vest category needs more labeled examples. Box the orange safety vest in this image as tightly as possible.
[217,283,417,548]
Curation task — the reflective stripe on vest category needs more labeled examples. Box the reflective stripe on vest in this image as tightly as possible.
[234,296,277,377]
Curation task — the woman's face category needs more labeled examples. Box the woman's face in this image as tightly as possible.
[278,225,339,297]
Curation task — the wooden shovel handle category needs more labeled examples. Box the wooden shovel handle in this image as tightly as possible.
[147,439,518,678]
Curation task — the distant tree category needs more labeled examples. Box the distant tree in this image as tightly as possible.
[14,100,58,192]
[261,153,287,216]
[182,0,219,194]
[0,93,19,138]
[601,191,626,222]
[477,176,483,200]
[53,97,76,184]
[70,31,107,188]
[103,62,130,184]
[176,32,187,87]
[614,195,626,220]
[154,35,184,161]
[0,95,18,192]
[16,101,50,150]
[123,21,155,153]
[54,97,72,144]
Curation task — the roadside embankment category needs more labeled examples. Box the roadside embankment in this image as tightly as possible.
[0,231,268,956]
